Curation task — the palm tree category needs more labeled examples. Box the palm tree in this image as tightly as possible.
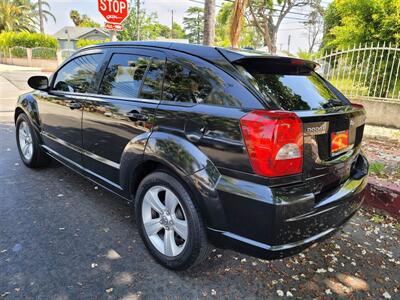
[29,0,56,33]
[203,0,215,45]
[0,0,35,32]
[0,0,56,33]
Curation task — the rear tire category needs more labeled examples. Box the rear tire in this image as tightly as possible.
[135,171,210,270]
[16,113,51,168]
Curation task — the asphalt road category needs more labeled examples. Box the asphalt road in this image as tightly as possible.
[0,68,399,299]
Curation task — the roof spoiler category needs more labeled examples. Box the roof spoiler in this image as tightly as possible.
[217,48,319,71]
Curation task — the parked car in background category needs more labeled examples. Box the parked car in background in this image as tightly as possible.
[15,42,368,270]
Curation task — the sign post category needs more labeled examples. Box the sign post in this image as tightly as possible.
[98,0,129,41]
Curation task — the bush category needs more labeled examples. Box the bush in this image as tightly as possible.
[76,39,109,48]
[0,32,58,49]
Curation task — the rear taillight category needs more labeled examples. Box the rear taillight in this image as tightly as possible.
[351,103,364,109]
[240,110,303,177]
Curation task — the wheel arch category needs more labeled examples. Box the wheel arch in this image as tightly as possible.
[15,94,44,143]
[119,131,228,230]
[15,94,41,129]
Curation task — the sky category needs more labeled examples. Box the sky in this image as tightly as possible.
[44,0,332,53]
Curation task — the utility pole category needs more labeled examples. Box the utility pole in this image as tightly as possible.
[110,30,117,42]
[203,0,216,45]
[136,0,141,40]
[38,0,44,33]
[287,34,291,53]
[171,10,174,39]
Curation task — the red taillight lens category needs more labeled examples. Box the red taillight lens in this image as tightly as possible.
[351,103,364,109]
[240,110,303,177]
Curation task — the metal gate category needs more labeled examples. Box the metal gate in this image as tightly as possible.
[315,43,400,101]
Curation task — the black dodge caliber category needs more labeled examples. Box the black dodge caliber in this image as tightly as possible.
[15,42,368,270]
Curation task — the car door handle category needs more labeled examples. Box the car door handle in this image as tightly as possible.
[125,111,149,121]
[66,101,82,110]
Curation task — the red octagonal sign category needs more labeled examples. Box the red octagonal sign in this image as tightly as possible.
[98,0,129,24]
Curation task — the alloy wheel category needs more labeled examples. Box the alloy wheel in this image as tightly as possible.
[141,186,188,257]
[18,121,33,161]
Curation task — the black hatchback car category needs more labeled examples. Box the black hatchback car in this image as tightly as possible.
[15,42,368,270]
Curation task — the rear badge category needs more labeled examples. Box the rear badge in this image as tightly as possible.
[303,122,329,136]
[331,130,349,154]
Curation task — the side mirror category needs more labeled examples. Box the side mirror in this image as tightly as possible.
[28,76,49,91]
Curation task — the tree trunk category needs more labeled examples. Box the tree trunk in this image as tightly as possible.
[263,22,274,53]
[271,28,278,53]
[38,0,44,33]
[203,0,216,45]
[230,0,248,48]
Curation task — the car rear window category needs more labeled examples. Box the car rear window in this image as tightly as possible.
[235,61,346,111]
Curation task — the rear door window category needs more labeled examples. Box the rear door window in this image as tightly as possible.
[139,59,165,100]
[162,61,212,103]
[99,53,149,98]
[236,62,346,111]
[162,60,243,107]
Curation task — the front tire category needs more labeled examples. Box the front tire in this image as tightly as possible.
[16,113,51,168]
[135,171,210,270]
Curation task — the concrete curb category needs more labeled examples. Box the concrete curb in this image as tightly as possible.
[363,177,400,219]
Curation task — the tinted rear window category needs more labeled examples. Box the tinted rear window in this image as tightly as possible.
[236,62,346,111]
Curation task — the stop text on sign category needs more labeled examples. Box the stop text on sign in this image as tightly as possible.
[98,0,128,24]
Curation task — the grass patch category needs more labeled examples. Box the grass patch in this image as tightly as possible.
[395,223,400,231]
[369,162,385,176]
[370,214,386,224]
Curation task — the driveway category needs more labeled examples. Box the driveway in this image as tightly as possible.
[0,67,399,299]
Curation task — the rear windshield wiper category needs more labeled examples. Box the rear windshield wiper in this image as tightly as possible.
[322,98,343,108]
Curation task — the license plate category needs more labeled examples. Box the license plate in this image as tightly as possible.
[331,130,349,154]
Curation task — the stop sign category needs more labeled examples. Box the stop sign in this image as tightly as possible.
[98,0,129,24]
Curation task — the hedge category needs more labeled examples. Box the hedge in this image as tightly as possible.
[76,39,109,48]
[0,32,58,49]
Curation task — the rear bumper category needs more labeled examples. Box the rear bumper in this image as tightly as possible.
[207,154,368,259]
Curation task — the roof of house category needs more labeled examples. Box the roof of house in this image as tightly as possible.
[53,26,108,40]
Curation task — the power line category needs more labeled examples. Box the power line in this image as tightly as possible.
[219,0,312,17]
[189,0,310,22]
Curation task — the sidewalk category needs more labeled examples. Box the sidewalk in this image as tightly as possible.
[0,65,42,122]
[0,63,43,72]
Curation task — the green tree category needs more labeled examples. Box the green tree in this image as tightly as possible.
[247,0,318,53]
[183,6,204,44]
[118,7,177,41]
[76,38,110,48]
[172,22,185,39]
[0,0,55,32]
[69,10,100,28]
[215,2,260,48]
[322,0,400,52]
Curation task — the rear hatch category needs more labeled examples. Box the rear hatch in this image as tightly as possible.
[226,52,366,196]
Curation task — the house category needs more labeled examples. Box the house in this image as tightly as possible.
[53,26,109,49]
